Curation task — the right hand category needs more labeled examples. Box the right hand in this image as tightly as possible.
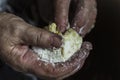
[0,12,93,80]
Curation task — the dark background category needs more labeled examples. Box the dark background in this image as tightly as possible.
[65,0,120,80]
[0,0,120,80]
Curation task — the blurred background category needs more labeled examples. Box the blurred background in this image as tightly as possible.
[0,0,120,80]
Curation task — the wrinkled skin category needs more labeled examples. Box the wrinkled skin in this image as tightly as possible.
[0,12,62,76]
[0,0,97,80]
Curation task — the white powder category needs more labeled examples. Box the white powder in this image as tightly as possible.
[33,23,83,63]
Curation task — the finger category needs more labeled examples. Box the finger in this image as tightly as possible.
[4,41,92,79]
[71,0,97,37]
[54,0,71,33]
[28,42,92,80]
[21,25,62,49]
[0,13,62,48]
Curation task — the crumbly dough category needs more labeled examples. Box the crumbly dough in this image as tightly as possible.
[33,23,83,63]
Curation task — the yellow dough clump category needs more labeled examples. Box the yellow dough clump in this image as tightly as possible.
[33,23,83,63]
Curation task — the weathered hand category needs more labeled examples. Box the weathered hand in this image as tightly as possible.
[0,12,62,79]
[0,12,93,80]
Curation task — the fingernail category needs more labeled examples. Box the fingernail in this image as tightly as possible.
[51,35,62,48]
[60,27,66,33]
[58,25,66,33]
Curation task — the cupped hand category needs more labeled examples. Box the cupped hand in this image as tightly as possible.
[0,12,93,80]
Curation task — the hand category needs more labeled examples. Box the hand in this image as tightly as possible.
[0,12,93,80]
[0,0,97,79]
[0,12,62,79]
[54,0,97,37]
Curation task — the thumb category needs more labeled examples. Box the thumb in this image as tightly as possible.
[22,25,62,49]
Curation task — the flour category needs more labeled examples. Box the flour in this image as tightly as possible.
[33,23,83,63]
